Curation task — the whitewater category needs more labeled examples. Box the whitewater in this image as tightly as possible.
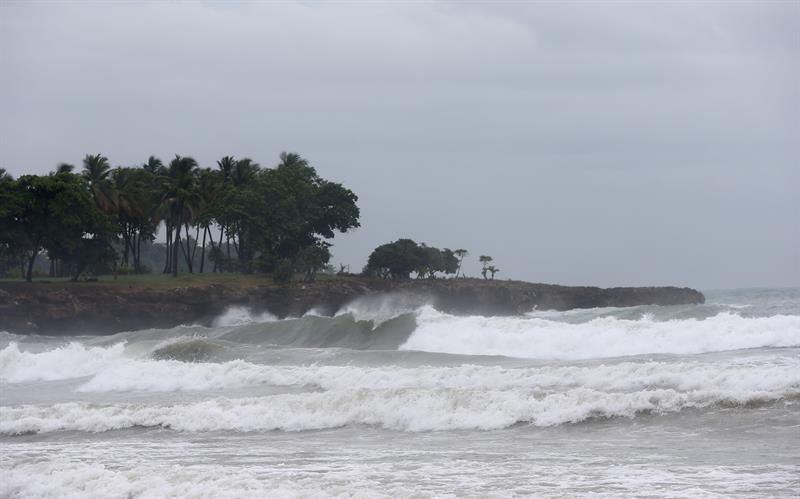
[1,288,798,497]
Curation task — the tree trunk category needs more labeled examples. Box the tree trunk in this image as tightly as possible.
[26,251,37,282]
[181,224,193,273]
[132,232,139,273]
[135,232,143,273]
[199,226,208,273]
[207,227,217,273]
[122,226,131,267]
[217,227,224,272]
[163,225,173,274]
[173,208,183,278]
[188,224,200,271]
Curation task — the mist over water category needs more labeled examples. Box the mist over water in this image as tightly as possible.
[1,288,799,497]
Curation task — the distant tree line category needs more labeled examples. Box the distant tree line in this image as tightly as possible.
[0,152,359,282]
[363,239,499,280]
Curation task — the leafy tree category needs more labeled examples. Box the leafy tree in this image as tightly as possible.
[479,255,493,280]
[222,152,359,273]
[365,240,458,279]
[2,151,360,281]
[11,172,115,281]
[487,265,500,280]
[453,248,468,278]
[0,173,26,277]
[365,239,423,279]
[297,243,331,282]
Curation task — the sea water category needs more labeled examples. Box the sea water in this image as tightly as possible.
[1,288,798,498]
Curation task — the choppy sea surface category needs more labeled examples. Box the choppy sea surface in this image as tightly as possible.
[1,287,798,498]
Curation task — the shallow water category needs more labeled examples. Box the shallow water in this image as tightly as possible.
[1,288,798,497]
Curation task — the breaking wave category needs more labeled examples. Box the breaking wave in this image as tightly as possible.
[2,346,798,433]
[3,384,797,435]
[402,308,800,359]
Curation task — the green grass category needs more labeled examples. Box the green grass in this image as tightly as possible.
[0,271,350,288]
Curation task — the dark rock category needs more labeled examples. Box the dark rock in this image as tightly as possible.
[0,277,704,335]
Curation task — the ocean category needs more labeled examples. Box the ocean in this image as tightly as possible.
[1,287,798,498]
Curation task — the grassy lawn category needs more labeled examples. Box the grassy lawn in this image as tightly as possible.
[0,272,268,287]
[0,272,351,288]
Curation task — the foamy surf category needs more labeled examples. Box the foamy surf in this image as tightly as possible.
[2,288,799,497]
[402,307,800,359]
[3,381,797,435]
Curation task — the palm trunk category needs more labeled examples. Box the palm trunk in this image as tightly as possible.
[207,226,217,273]
[163,224,172,274]
[181,223,194,273]
[172,209,182,277]
[132,232,138,273]
[216,227,224,272]
[199,226,208,273]
[136,232,142,273]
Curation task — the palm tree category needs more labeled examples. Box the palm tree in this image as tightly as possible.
[81,153,117,213]
[216,156,236,184]
[142,156,164,175]
[278,151,309,169]
[215,156,237,268]
[55,163,75,174]
[195,168,222,272]
[112,168,154,271]
[164,155,199,277]
[231,158,259,187]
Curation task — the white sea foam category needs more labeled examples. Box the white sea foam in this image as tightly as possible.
[401,307,800,359]
[0,459,385,499]
[2,456,797,499]
[2,330,796,394]
[212,306,278,327]
[0,342,127,383]
[3,379,797,434]
[72,354,800,394]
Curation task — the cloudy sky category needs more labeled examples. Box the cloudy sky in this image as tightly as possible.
[1,0,797,289]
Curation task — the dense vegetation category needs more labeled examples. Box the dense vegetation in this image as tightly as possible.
[363,239,497,280]
[0,153,359,282]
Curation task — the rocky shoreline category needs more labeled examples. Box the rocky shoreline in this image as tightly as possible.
[0,277,705,335]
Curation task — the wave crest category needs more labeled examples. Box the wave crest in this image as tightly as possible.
[3,385,797,435]
[401,308,800,359]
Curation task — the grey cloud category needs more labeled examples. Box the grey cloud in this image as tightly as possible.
[1,0,797,288]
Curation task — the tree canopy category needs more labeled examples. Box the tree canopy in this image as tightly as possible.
[364,239,458,279]
[0,152,360,282]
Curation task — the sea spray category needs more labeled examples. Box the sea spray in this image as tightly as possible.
[212,306,278,327]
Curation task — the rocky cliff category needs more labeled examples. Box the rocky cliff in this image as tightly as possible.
[0,277,705,335]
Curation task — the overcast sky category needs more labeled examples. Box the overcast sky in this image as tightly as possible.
[1,0,797,289]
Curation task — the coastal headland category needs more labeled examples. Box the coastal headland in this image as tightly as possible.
[0,276,705,335]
